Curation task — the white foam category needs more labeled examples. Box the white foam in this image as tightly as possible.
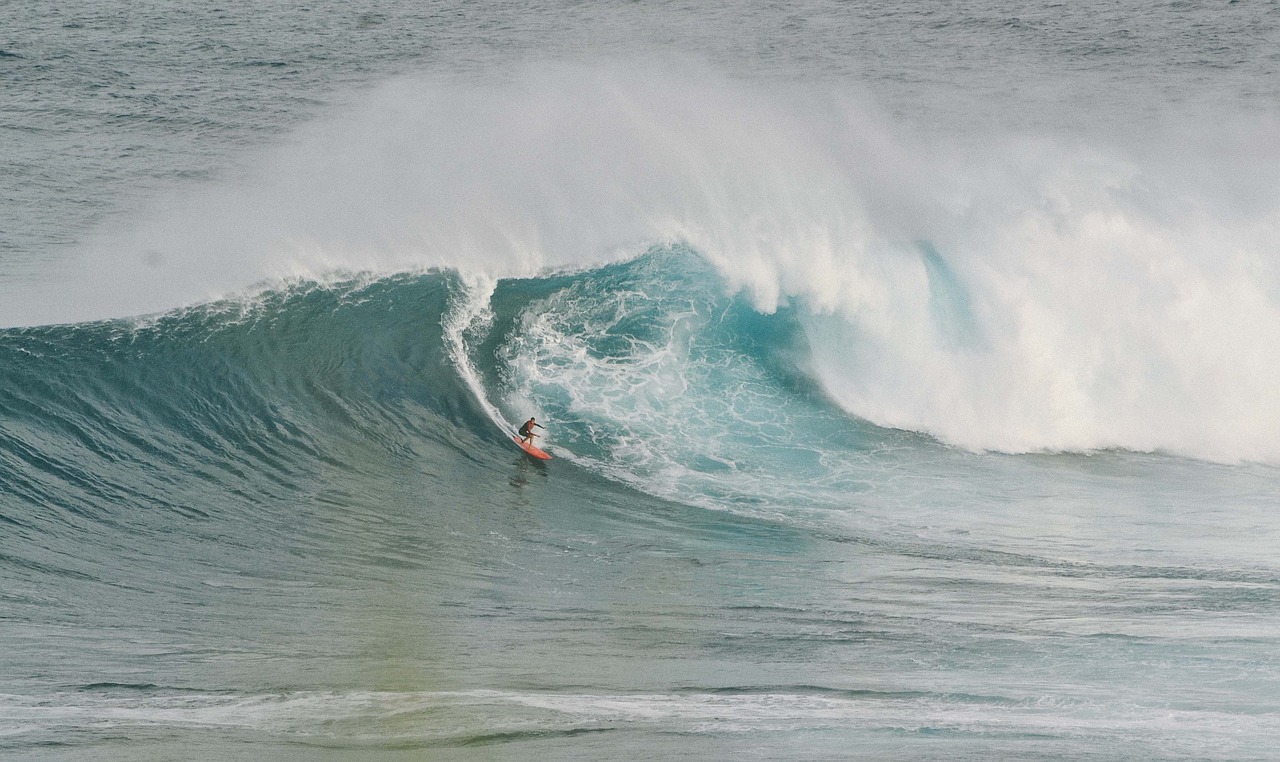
[795,136,1280,463]
[441,273,511,435]
[3,688,1276,755]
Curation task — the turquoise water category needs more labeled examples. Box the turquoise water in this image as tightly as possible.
[4,1,1280,759]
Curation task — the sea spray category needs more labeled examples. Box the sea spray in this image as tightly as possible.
[6,64,1279,463]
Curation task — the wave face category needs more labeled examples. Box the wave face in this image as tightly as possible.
[10,243,1258,571]
[1,275,486,524]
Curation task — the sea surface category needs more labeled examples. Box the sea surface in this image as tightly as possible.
[3,1,1280,759]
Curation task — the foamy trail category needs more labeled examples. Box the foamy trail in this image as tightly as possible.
[441,273,515,437]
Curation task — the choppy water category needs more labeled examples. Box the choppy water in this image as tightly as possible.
[3,1,1280,759]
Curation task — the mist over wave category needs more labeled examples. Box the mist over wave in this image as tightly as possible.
[12,62,1280,462]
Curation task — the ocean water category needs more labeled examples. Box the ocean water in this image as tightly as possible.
[3,1,1280,759]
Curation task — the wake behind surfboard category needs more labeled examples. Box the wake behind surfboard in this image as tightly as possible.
[513,435,552,460]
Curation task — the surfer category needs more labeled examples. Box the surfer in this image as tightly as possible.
[518,417,544,446]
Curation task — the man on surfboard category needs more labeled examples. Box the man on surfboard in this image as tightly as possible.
[518,417,544,446]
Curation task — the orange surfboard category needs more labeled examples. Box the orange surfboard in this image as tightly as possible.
[513,435,552,460]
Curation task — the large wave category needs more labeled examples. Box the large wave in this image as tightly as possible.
[8,63,1280,462]
[6,251,1280,575]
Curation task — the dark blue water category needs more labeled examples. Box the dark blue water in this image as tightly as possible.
[3,1,1280,759]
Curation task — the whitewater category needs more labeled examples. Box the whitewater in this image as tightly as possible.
[3,0,1280,759]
